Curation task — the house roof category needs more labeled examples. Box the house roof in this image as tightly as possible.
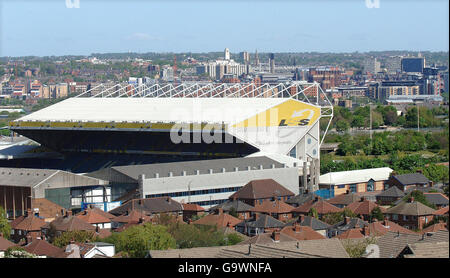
[251,200,295,214]
[0,236,16,251]
[385,201,436,216]
[335,228,365,239]
[14,214,46,231]
[328,193,362,206]
[367,220,418,236]
[292,198,342,214]
[210,199,254,212]
[376,186,405,198]
[422,222,448,234]
[284,216,330,231]
[345,199,384,216]
[424,193,449,206]
[393,173,430,186]
[109,197,183,216]
[328,217,368,233]
[9,215,25,229]
[433,206,449,216]
[285,193,317,206]
[280,225,326,241]
[376,231,423,258]
[193,211,241,228]
[111,210,151,224]
[78,207,115,220]
[182,203,205,212]
[48,215,96,232]
[236,214,285,229]
[319,167,393,186]
[229,179,294,200]
[23,239,65,257]
[149,238,349,258]
[32,198,65,220]
[402,241,449,258]
[238,233,297,245]
[76,209,112,224]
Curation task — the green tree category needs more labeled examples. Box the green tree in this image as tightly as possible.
[308,208,319,219]
[369,207,384,222]
[52,230,98,248]
[0,206,11,239]
[4,246,37,258]
[104,223,176,258]
[336,120,350,132]
[403,190,436,209]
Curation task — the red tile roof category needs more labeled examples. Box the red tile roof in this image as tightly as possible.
[367,220,418,236]
[280,225,326,241]
[14,215,46,231]
[32,198,65,220]
[76,210,112,225]
[336,228,365,239]
[23,239,65,257]
[345,200,385,216]
[252,200,295,214]
[48,215,96,232]
[193,211,241,228]
[0,236,16,251]
[229,179,295,200]
[433,206,449,216]
[182,203,205,212]
[9,215,25,229]
[111,210,151,224]
[423,222,447,234]
[293,199,342,215]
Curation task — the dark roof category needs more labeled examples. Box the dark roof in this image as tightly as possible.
[229,179,295,200]
[236,214,285,229]
[285,193,317,206]
[328,193,362,206]
[210,199,254,212]
[328,218,368,233]
[385,201,435,216]
[48,215,96,232]
[424,193,449,206]
[405,186,444,194]
[377,186,405,198]
[109,197,183,216]
[88,156,284,182]
[393,173,430,186]
[284,216,330,231]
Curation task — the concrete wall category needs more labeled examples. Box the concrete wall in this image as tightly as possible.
[141,167,299,208]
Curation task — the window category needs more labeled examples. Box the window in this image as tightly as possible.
[349,184,357,193]
[367,179,374,192]
[403,215,408,221]
[392,214,398,220]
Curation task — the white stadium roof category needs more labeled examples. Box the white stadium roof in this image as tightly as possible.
[17,97,287,124]
[319,167,394,186]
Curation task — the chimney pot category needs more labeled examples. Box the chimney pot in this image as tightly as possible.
[294,223,300,233]
[67,210,72,217]
[272,231,280,241]
[344,216,350,224]
[218,208,224,215]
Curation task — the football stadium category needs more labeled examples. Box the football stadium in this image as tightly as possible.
[6,81,333,173]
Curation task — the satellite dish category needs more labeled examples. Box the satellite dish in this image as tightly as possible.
[365,244,380,258]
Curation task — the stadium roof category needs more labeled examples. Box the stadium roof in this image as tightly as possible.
[319,167,394,186]
[15,97,288,124]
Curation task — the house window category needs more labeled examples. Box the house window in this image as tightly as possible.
[392,214,398,220]
[367,179,374,192]
[403,215,408,221]
[349,184,357,193]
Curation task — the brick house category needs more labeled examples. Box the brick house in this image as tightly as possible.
[385,198,436,230]
[209,199,254,220]
[376,186,405,206]
[291,197,342,219]
[10,209,46,244]
[229,179,295,207]
[387,172,433,192]
[251,200,295,222]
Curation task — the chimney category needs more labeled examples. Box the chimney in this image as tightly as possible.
[218,208,224,215]
[67,210,72,217]
[26,208,32,217]
[294,223,300,233]
[410,197,415,203]
[383,218,389,226]
[363,226,370,236]
[344,216,350,224]
[272,231,280,242]
[300,215,305,223]
[95,226,99,233]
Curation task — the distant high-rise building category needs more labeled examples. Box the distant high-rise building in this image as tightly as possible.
[363,57,381,74]
[224,48,230,60]
[255,49,259,66]
[385,56,402,74]
[269,53,275,74]
[240,51,250,64]
[401,57,425,73]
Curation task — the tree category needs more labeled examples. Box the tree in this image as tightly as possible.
[308,208,318,219]
[369,207,384,222]
[104,223,176,258]
[229,207,238,218]
[0,206,11,239]
[4,246,37,258]
[336,120,350,133]
[52,230,98,248]
[403,190,436,209]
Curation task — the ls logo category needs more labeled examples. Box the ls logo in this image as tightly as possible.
[279,109,315,126]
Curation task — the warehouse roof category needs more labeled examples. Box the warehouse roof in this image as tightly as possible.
[0,167,58,187]
[319,167,394,186]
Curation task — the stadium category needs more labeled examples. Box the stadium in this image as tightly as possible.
[5,81,333,173]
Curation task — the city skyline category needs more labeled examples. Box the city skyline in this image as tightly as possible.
[0,0,449,57]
